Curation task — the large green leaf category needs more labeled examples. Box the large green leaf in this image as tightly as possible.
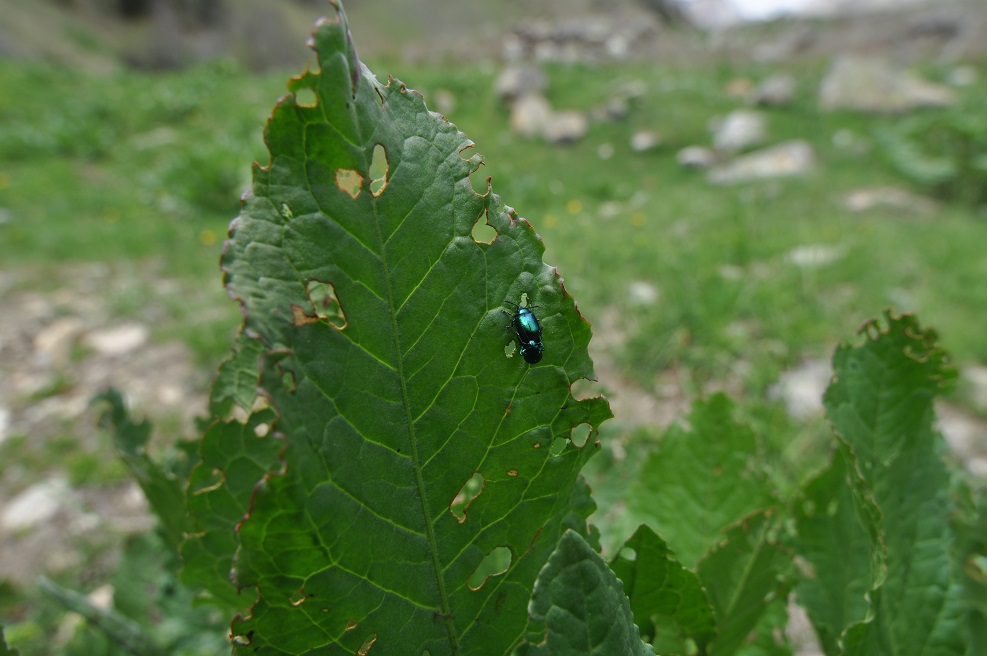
[518,530,654,656]
[196,2,611,654]
[625,393,776,569]
[610,524,716,649]
[823,312,967,655]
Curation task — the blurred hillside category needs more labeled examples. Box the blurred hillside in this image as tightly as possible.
[2,0,986,73]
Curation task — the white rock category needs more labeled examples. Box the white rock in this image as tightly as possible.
[630,130,661,153]
[496,64,547,104]
[34,317,85,368]
[510,93,553,138]
[84,322,149,357]
[543,110,588,144]
[749,73,796,106]
[711,109,767,153]
[88,584,114,611]
[786,244,846,268]
[707,140,815,185]
[677,145,717,169]
[1,477,70,532]
[842,187,939,215]
[819,56,955,113]
[964,365,987,411]
[770,359,832,420]
[938,403,987,473]
[628,281,659,305]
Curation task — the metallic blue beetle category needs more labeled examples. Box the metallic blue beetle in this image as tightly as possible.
[504,299,544,364]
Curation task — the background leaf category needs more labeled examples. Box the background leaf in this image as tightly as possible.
[792,444,883,655]
[92,388,189,551]
[519,530,654,656]
[610,524,716,650]
[0,628,19,656]
[625,393,776,569]
[696,510,792,656]
[206,2,611,654]
[823,311,967,655]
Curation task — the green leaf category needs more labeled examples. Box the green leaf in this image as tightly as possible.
[519,530,654,656]
[212,2,611,654]
[39,577,165,656]
[696,510,792,656]
[610,525,716,649]
[823,312,967,655]
[92,388,188,550]
[182,405,283,610]
[735,592,792,656]
[208,332,266,419]
[792,444,883,656]
[625,393,775,568]
[0,627,19,656]
[112,532,230,654]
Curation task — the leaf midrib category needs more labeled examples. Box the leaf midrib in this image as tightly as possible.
[367,135,459,654]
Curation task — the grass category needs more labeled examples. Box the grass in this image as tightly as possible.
[2,46,987,654]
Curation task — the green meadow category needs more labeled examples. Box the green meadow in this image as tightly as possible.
[2,24,987,652]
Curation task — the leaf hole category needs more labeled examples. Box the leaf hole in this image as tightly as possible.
[507,469,518,477]
[290,588,307,606]
[504,340,517,359]
[294,87,318,108]
[358,633,377,655]
[471,209,497,244]
[281,369,298,393]
[253,422,270,438]
[549,437,568,456]
[569,378,600,401]
[570,423,591,448]
[468,546,512,590]
[619,547,637,562]
[305,280,348,329]
[335,168,364,199]
[369,144,388,196]
[450,472,484,523]
[345,619,359,631]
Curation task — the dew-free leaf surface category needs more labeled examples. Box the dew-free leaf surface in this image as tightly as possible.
[696,510,791,656]
[93,388,189,551]
[610,524,716,650]
[819,312,967,655]
[187,2,611,654]
[792,444,882,656]
[0,627,18,656]
[624,393,775,569]
[518,530,654,656]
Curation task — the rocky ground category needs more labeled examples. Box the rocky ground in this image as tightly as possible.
[0,263,219,585]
